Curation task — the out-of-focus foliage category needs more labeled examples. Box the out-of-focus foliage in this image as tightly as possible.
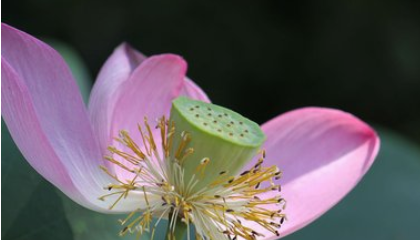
[1,120,74,240]
[60,195,150,240]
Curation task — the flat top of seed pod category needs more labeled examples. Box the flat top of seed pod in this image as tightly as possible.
[172,97,266,147]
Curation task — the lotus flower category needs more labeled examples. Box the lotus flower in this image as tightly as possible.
[1,23,380,240]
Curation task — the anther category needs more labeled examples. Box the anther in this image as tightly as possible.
[280,217,285,224]
[120,226,129,235]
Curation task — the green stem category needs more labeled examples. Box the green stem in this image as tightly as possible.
[167,212,188,240]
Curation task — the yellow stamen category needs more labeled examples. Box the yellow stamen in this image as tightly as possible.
[98,117,286,240]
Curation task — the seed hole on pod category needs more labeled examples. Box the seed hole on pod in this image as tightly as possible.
[195,114,200,118]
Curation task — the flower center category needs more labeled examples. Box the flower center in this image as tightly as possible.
[98,97,286,240]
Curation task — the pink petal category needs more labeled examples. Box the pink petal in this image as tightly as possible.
[2,59,77,199]
[110,54,187,179]
[248,107,380,239]
[89,45,210,154]
[88,43,146,151]
[1,24,115,211]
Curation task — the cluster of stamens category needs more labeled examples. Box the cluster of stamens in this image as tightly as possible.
[99,117,286,240]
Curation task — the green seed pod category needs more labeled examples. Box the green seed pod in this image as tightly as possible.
[169,96,266,193]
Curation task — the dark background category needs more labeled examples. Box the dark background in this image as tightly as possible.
[3,0,420,144]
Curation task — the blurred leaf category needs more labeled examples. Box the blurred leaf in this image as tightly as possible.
[284,128,420,240]
[1,121,74,240]
[1,120,43,234]
[60,196,151,240]
[3,182,74,240]
[45,39,92,104]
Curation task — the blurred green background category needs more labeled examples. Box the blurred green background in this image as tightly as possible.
[2,0,420,239]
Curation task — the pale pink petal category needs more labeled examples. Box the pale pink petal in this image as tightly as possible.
[180,78,211,103]
[89,45,210,153]
[2,59,78,200]
[246,107,379,239]
[110,54,187,179]
[1,24,115,211]
[88,43,146,151]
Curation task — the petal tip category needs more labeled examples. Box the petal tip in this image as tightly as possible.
[151,53,187,71]
[115,42,134,53]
